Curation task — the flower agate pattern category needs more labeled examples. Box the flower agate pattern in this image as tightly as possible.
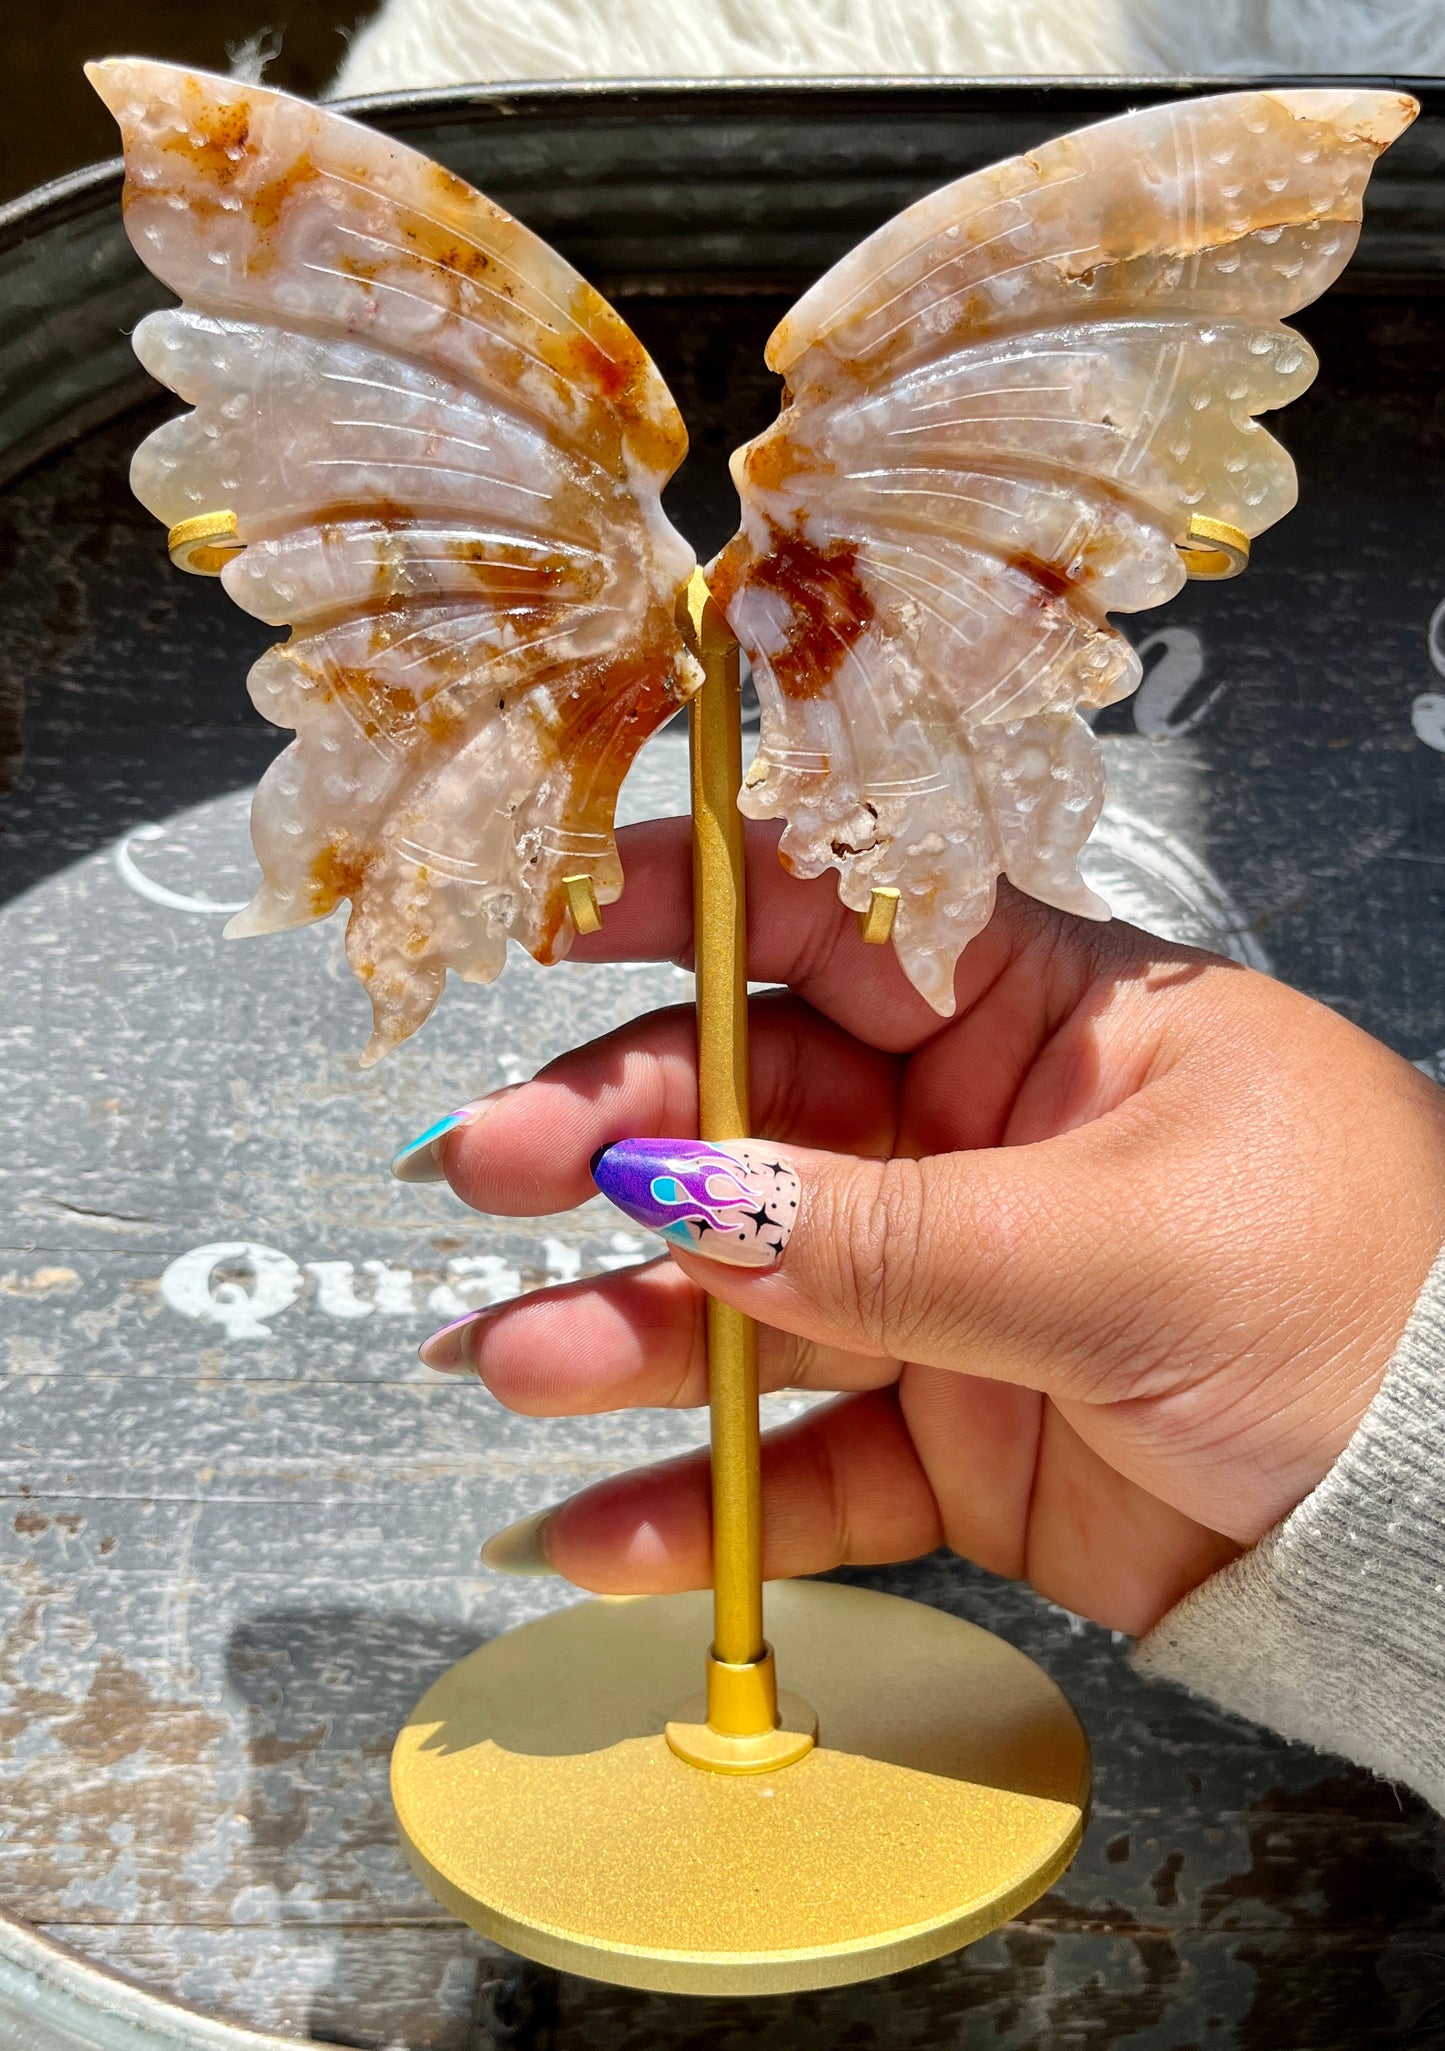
[711,88,1417,1015]
[90,59,701,1062]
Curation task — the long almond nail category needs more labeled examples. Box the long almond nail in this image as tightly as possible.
[417,1313,482,1371]
[592,1138,799,1269]
[480,1509,556,1576]
[391,1087,516,1183]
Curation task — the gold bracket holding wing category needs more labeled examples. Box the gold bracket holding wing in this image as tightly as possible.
[1178,515,1250,581]
[561,873,603,934]
[858,886,901,946]
[168,511,243,576]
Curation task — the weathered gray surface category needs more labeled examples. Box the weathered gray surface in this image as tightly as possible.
[3,80,1445,2051]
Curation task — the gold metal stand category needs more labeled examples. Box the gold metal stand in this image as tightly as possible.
[391,571,1090,1995]
[662,573,817,1774]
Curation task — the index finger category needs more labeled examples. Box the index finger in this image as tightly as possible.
[571,817,1050,1053]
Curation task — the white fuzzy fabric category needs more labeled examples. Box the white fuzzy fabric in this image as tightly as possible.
[1136,1242,1445,1813]
[332,0,1445,96]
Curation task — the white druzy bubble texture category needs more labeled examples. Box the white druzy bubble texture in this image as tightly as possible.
[711,88,1416,1015]
[90,58,701,1061]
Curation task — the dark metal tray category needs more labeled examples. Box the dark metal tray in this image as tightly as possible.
[2,78,1444,2051]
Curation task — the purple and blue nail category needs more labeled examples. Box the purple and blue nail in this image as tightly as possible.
[592,1139,799,1270]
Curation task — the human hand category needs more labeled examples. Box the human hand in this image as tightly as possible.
[398,818,1445,1635]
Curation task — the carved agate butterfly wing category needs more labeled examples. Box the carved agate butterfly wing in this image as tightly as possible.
[712,89,1416,1014]
[90,60,701,1061]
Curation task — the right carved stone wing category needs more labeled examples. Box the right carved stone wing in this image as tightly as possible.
[711,88,1416,1014]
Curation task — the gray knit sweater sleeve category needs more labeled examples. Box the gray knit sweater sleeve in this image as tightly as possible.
[1134,1243,1445,1813]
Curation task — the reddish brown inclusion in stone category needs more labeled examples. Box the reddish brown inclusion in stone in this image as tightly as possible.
[712,528,876,702]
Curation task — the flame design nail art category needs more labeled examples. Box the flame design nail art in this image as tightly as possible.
[592,1140,800,1269]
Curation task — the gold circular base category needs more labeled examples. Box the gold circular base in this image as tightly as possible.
[391,1582,1089,1996]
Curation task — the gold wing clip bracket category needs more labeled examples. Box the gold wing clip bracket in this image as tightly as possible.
[1177,516,1249,581]
[858,887,900,946]
[167,511,245,576]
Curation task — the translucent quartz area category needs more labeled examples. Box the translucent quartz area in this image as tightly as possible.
[712,88,1416,1015]
[90,59,701,1061]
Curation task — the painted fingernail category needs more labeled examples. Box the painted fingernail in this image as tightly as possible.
[417,1313,482,1371]
[480,1509,556,1576]
[592,1139,799,1270]
[391,1088,516,1183]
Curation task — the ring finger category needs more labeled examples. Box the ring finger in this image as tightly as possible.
[421,1256,899,1412]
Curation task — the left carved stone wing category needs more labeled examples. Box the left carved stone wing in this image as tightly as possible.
[91,58,700,1060]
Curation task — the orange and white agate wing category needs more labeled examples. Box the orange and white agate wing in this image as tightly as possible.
[90,59,700,1061]
[712,88,1416,1014]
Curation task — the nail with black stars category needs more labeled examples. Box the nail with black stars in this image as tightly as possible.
[591,1138,800,1271]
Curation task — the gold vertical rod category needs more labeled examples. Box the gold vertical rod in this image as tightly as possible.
[682,572,769,1717]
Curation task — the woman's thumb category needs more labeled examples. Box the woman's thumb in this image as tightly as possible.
[591,1131,1117,1376]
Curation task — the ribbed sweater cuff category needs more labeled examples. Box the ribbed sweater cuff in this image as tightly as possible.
[1133,1242,1445,1812]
